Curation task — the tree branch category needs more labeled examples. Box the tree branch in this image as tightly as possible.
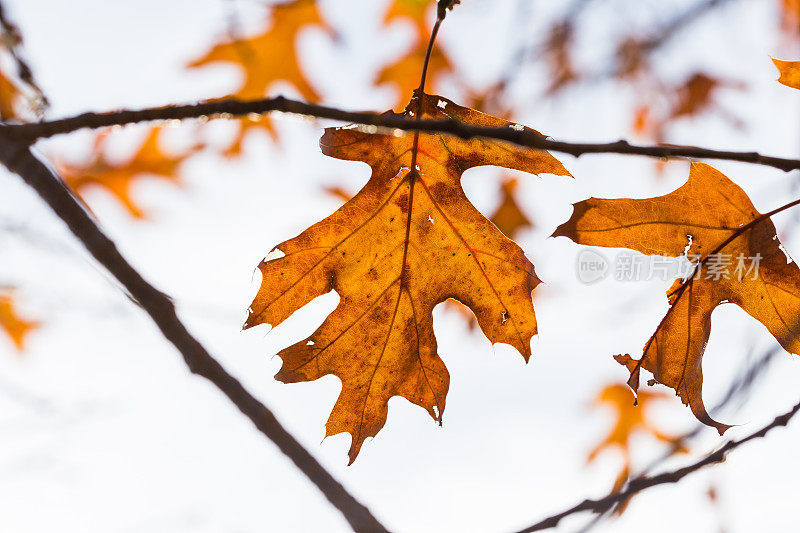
[5,96,800,172]
[0,133,389,533]
[511,397,800,532]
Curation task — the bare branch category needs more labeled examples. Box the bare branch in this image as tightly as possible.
[0,133,389,533]
[512,397,800,532]
[3,96,800,172]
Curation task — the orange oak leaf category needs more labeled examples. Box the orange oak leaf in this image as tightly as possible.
[554,163,800,433]
[442,176,534,332]
[55,127,198,219]
[669,72,743,121]
[588,384,687,514]
[377,43,452,108]
[188,0,328,153]
[773,57,800,89]
[490,177,533,238]
[0,293,39,352]
[322,165,530,242]
[320,176,529,332]
[384,0,434,37]
[245,93,569,461]
[378,0,452,108]
[630,72,744,143]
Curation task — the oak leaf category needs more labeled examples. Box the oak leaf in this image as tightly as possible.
[669,72,744,122]
[55,127,197,219]
[554,163,800,432]
[442,176,534,331]
[377,43,452,108]
[0,293,39,352]
[324,175,532,331]
[631,72,744,143]
[245,93,569,461]
[378,0,452,107]
[384,0,434,38]
[490,177,533,239]
[588,384,687,513]
[188,0,328,153]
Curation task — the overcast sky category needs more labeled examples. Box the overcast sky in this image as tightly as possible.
[0,1,799,532]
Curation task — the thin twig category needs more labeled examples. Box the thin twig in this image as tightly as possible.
[512,397,800,532]
[0,134,389,533]
[3,96,800,172]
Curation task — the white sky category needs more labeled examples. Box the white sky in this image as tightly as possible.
[0,0,799,532]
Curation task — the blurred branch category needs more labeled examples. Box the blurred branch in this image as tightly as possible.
[0,1,48,112]
[645,346,780,468]
[0,135,389,533]
[4,96,800,171]
[512,396,800,532]
[637,0,734,54]
[608,0,736,81]
[528,0,736,95]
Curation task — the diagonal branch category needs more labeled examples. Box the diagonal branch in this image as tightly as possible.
[4,96,800,172]
[511,397,800,532]
[0,133,389,533]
